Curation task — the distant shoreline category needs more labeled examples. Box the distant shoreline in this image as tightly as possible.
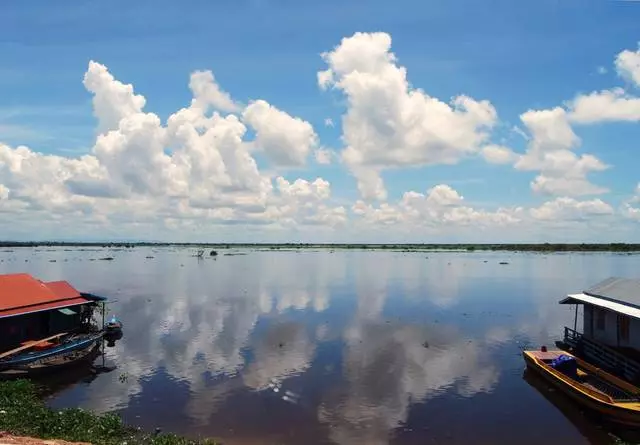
[0,242,639,252]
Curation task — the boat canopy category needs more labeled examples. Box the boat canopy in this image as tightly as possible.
[0,273,97,319]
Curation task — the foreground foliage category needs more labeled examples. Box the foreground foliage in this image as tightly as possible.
[0,380,216,445]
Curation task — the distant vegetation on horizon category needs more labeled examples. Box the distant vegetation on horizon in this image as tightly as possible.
[0,242,639,252]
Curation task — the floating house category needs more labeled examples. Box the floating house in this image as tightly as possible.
[560,277,640,383]
[0,273,106,356]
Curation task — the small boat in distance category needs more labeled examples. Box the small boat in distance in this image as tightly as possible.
[523,348,640,426]
[0,273,109,378]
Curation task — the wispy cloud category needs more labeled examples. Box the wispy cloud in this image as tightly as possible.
[0,124,53,143]
[0,103,88,120]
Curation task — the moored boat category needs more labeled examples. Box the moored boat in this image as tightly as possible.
[105,315,123,334]
[523,348,640,426]
[0,332,104,378]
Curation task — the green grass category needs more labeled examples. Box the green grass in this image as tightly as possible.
[0,380,218,445]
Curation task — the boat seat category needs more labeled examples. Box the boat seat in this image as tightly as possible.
[20,340,55,350]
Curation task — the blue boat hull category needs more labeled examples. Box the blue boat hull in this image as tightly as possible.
[0,333,104,371]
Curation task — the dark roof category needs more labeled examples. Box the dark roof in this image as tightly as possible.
[583,277,640,309]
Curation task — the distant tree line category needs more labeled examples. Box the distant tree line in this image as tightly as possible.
[0,241,639,252]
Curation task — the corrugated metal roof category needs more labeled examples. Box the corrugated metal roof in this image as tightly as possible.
[0,273,91,318]
[583,277,640,308]
[560,293,640,320]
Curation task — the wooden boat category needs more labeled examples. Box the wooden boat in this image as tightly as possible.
[523,349,640,426]
[522,368,619,443]
[0,331,104,379]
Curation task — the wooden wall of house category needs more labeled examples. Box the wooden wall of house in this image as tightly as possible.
[0,307,85,351]
[582,304,640,351]
[583,305,593,338]
[0,313,46,350]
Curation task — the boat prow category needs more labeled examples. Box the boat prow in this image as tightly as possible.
[524,349,640,427]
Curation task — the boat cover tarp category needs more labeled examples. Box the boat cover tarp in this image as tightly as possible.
[551,354,578,379]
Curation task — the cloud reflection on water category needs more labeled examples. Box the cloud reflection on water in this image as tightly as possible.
[21,249,639,444]
[318,258,501,445]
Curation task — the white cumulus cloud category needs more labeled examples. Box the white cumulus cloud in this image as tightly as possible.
[2,33,640,241]
[352,184,522,228]
[318,32,497,200]
[0,61,341,237]
[616,43,640,87]
[481,144,518,164]
[568,88,640,123]
[314,148,333,165]
[83,61,146,134]
[515,107,608,196]
[0,184,9,200]
[530,197,614,221]
[189,70,240,113]
[242,100,318,166]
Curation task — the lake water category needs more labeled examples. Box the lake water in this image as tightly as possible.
[1,247,640,445]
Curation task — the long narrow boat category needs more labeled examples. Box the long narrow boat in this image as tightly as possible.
[523,349,640,426]
[0,332,104,378]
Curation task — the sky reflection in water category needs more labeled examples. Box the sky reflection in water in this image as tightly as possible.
[2,248,640,445]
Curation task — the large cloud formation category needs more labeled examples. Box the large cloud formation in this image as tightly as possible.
[1,33,639,241]
[0,60,341,238]
[318,32,497,200]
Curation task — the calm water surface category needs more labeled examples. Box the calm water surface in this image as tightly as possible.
[2,248,640,445]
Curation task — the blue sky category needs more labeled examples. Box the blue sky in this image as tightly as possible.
[0,0,639,242]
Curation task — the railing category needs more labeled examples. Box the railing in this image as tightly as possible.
[564,326,640,383]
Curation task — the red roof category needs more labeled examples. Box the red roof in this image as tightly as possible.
[44,280,82,299]
[0,273,92,319]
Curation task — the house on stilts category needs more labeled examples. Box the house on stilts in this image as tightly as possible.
[560,277,640,383]
[0,273,108,377]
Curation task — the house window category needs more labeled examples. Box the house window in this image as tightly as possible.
[596,308,606,330]
[620,315,630,341]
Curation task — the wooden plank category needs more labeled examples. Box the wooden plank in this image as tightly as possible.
[0,333,67,359]
[528,350,564,360]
